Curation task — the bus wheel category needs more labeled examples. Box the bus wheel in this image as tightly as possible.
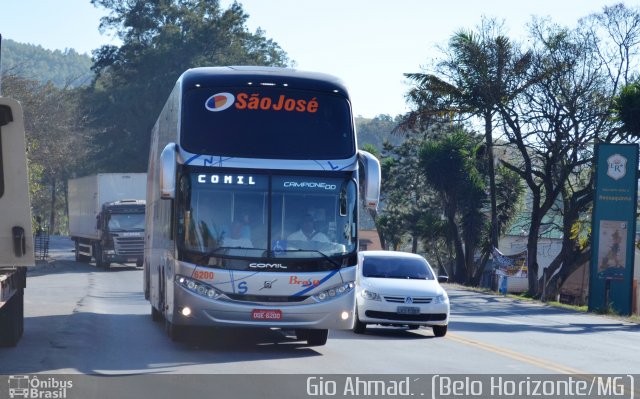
[305,329,328,346]
[151,305,162,322]
[165,319,186,342]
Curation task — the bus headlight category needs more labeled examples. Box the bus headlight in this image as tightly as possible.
[312,282,354,303]
[176,275,223,300]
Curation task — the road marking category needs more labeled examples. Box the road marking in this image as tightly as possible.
[446,332,586,374]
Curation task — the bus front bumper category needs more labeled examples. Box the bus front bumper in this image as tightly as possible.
[171,283,355,330]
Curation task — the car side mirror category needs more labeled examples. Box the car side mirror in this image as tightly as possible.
[438,275,449,283]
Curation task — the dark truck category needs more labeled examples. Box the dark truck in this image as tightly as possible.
[68,174,146,268]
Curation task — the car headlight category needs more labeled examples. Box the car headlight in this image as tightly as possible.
[361,289,381,301]
[312,282,354,302]
[176,275,223,300]
[433,293,449,304]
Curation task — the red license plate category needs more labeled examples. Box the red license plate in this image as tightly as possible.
[251,309,282,321]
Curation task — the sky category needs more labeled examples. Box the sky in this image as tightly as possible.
[0,0,631,118]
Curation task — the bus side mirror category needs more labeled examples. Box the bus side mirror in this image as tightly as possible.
[160,143,177,199]
[358,150,381,210]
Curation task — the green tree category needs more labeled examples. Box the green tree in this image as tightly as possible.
[418,130,487,283]
[496,4,640,297]
[377,136,437,252]
[402,17,535,253]
[2,73,90,233]
[82,0,290,171]
[612,80,640,137]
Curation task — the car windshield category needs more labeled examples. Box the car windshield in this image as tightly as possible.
[362,256,435,280]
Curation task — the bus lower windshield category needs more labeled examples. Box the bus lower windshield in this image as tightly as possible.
[177,170,357,264]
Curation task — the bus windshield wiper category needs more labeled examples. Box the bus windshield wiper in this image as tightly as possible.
[277,248,342,269]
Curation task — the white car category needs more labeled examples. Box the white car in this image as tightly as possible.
[354,251,450,337]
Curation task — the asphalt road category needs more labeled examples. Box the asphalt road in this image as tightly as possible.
[1,236,639,377]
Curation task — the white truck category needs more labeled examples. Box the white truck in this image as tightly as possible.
[68,173,146,268]
[0,96,34,347]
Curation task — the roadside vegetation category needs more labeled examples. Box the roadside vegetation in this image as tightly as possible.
[2,1,640,312]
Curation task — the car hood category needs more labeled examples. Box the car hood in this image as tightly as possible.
[360,277,445,297]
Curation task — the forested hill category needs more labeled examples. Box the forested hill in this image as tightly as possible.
[355,115,404,151]
[1,36,403,152]
[1,38,92,87]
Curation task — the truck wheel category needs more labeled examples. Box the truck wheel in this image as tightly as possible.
[0,288,24,347]
[74,241,90,263]
[94,244,109,269]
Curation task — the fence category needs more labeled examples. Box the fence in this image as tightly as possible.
[33,229,50,261]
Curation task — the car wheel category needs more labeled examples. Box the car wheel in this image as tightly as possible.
[433,325,448,337]
[353,309,366,334]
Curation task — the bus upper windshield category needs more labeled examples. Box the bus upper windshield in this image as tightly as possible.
[177,170,358,265]
[180,87,355,159]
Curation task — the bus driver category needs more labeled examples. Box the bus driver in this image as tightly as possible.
[287,214,329,243]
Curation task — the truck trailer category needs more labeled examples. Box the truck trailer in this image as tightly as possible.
[0,96,34,347]
[68,174,146,268]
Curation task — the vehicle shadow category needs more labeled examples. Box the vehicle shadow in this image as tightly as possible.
[28,259,141,277]
[332,326,436,340]
[0,312,324,375]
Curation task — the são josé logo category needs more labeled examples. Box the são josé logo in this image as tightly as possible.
[205,92,235,112]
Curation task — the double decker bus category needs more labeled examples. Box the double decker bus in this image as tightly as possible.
[145,66,380,345]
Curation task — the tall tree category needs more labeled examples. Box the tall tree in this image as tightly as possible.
[83,0,290,171]
[402,17,534,252]
[2,73,90,233]
[496,4,640,297]
[418,130,488,283]
[377,136,438,252]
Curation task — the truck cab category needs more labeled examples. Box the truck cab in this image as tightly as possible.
[96,199,145,267]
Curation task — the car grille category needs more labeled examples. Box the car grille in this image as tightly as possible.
[365,311,447,322]
[113,236,144,256]
[383,295,433,304]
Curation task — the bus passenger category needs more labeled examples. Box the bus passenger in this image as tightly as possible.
[222,221,253,248]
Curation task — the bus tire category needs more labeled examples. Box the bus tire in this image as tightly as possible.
[165,319,186,342]
[0,288,24,347]
[305,329,328,346]
[151,305,162,322]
